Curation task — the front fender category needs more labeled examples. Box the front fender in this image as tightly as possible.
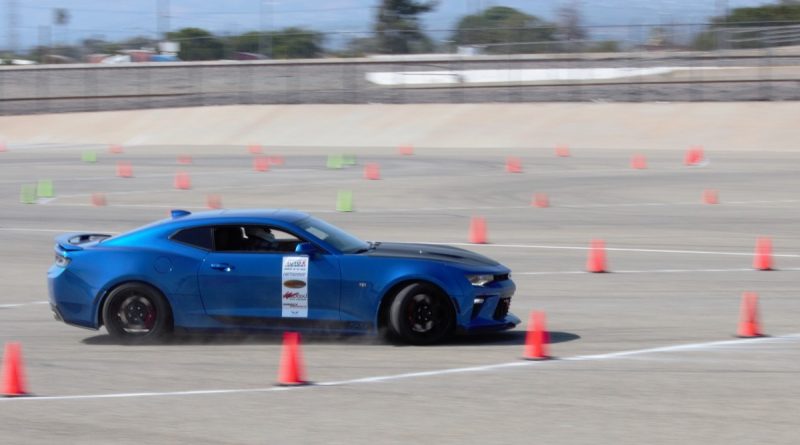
[338,256,465,327]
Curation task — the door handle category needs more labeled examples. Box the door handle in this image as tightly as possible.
[210,263,235,272]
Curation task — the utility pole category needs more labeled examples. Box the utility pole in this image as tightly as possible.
[157,0,171,39]
[258,1,276,58]
[7,0,19,55]
[258,0,265,55]
[716,0,729,49]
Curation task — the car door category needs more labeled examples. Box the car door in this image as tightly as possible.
[197,224,341,323]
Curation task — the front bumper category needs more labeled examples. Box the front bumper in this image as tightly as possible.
[459,277,518,332]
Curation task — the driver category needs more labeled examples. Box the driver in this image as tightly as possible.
[244,226,277,251]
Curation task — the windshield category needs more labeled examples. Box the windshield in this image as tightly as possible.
[295,216,369,253]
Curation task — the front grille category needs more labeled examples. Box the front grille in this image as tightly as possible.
[493,297,511,320]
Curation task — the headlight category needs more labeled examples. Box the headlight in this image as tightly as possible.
[467,274,494,286]
[54,254,71,268]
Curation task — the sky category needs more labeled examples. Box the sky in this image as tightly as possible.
[3,0,775,51]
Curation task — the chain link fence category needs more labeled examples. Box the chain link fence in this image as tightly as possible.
[2,23,800,115]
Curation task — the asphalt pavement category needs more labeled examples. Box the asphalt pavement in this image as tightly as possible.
[0,140,799,444]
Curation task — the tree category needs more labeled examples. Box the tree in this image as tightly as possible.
[231,28,324,59]
[81,37,120,55]
[118,36,158,51]
[341,36,380,57]
[166,28,224,60]
[693,1,800,50]
[452,6,557,54]
[230,32,262,54]
[374,0,437,54]
[557,1,587,43]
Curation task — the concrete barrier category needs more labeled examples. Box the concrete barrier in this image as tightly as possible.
[1,103,798,151]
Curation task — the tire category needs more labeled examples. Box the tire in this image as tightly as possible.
[102,282,173,343]
[388,282,455,345]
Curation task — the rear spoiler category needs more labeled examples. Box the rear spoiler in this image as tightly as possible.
[55,233,113,252]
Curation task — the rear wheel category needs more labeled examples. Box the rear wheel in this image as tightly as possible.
[102,283,172,343]
[388,282,455,345]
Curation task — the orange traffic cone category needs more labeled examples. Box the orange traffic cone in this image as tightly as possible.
[2,342,27,397]
[469,217,487,244]
[248,144,263,155]
[523,311,551,360]
[587,239,607,273]
[91,193,107,207]
[253,156,270,172]
[364,163,380,180]
[737,292,764,338]
[269,155,285,166]
[174,171,191,190]
[531,193,549,208]
[753,237,774,271]
[108,144,124,154]
[631,154,647,169]
[116,161,133,178]
[703,189,719,205]
[207,194,222,209]
[684,146,704,166]
[177,155,192,165]
[276,332,308,386]
[506,157,522,173]
[398,145,414,156]
[555,145,570,157]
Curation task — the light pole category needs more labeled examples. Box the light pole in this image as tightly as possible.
[157,0,171,40]
[259,1,277,58]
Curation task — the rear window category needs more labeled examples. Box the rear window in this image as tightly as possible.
[171,227,212,250]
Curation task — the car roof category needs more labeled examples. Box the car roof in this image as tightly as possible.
[168,209,310,225]
[106,209,312,243]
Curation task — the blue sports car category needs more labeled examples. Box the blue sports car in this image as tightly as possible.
[48,209,518,344]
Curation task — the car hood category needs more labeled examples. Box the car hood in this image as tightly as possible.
[363,242,501,268]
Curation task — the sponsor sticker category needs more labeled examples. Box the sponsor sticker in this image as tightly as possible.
[281,256,309,318]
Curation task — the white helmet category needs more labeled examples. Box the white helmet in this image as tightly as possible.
[246,227,275,242]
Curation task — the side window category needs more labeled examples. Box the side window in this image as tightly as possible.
[171,227,212,250]
[212,226,303,253]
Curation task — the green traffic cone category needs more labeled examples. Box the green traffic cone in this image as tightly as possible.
[336,190,353,212]
[327,154,343,169]
[81,151,97,163]
[36,179,54,198]
[20,184,36,204]
[342,154,357,166]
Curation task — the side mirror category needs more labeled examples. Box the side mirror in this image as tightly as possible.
[294,242,318,257]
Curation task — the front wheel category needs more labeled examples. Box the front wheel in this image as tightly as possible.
[388,282,455,345]
[102,282,172,343]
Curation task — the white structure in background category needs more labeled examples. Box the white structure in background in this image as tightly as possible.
[366,67,741,86]
[100,54,132,64]
[158,41,179,56]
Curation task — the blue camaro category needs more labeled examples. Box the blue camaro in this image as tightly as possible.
[48,209,518,344]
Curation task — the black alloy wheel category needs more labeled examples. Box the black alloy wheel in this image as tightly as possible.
[389,282,455,345]
[102,282,172,343]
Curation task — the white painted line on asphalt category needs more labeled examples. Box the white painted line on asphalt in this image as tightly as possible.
[0,301,49,309]
[2,334,797,403]
[559,199,800,209]
[516,267,800,275]
[435,242,800,258]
